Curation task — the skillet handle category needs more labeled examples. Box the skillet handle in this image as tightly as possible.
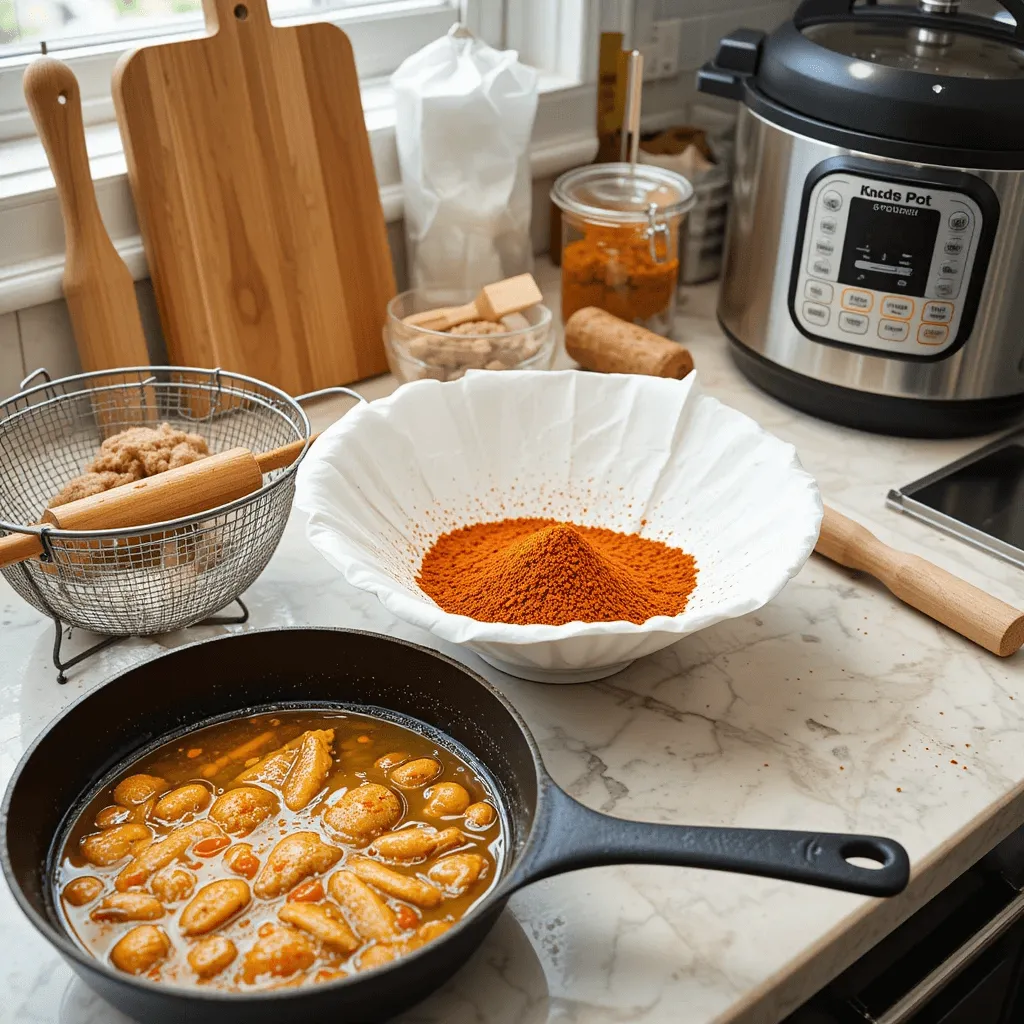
[511,782,909,898]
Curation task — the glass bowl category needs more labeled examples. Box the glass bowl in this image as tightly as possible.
[385,288,555,383]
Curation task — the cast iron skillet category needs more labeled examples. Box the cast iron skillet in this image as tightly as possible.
[2,628,910,1024]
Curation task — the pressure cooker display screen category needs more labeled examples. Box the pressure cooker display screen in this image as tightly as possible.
[838,198,940,298]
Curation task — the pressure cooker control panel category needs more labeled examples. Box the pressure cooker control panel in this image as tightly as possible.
[791,170,986,358]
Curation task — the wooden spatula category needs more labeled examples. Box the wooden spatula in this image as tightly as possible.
[816,505,1024,657]
[23,58,150,373]
[0,434,318,569]
[405,274,543,331]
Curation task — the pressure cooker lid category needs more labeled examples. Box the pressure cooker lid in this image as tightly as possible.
[802,20,1024,78]
[698,0,1024,153]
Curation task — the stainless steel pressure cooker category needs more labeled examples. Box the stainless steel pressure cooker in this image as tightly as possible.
[699,0,1024,436]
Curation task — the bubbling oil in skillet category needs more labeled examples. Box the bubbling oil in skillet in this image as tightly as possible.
[55,709,504,990]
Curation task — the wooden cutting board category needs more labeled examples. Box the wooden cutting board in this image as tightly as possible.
[112,0,395,395]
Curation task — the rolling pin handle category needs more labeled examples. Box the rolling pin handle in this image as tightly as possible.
[0,529,45,570]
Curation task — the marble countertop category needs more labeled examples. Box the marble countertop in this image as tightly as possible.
[2,265,1023,1024]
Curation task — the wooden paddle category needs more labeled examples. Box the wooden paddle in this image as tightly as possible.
[23,58,156,430]
[0,435,318,569]
[816,505,1024,657]
[23,58,151,374]
[404,274,543,331]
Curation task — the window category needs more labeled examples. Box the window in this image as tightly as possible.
[0,1,498,141]
[0,0,604,313]
[0,1,448,56]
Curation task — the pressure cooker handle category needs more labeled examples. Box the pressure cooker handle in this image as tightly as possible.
[794,0,1024,42]
[696,28,766,101]
[512,779,910,898]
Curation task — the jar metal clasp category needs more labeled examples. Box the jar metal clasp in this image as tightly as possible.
[645,203,670,263]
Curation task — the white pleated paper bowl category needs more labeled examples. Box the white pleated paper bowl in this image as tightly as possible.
[295,370,822,683]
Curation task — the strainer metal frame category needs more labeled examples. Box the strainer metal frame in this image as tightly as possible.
[0,366,362,682]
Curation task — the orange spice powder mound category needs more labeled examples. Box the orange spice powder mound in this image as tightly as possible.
[416,518,698,626]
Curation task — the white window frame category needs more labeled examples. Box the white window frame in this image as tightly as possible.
[0,0,613,314]
[0,1,475,143]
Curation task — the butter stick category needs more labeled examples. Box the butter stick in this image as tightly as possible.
[564,307,694,379]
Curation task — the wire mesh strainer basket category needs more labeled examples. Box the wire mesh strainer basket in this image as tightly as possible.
[0,367,343,672]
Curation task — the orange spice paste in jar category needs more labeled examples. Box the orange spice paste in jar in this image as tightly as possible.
[416,519,697,626]
[560,223,680,325]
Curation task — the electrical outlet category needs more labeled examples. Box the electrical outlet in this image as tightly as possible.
[650,17,682,79]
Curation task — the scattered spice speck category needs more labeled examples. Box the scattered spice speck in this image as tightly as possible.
[950,759,958,765]
[966,743,971,748]
[763,763,770,768]
[839,766,845,771]
[896,787,902,792]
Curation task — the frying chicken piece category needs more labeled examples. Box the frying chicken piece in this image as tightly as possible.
[241,926,316,985]
[326,870,397,942]
[323,784,401,842]
[281,730,334,811]
[277,902,360,954]
[208,787,279,836]
[188,935,237,979]
[253,833,342,900]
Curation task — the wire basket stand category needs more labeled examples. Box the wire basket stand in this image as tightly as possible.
[0,366,358,682]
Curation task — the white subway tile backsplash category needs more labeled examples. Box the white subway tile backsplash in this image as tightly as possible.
[8,224,411,388]
[16,300,82,383]
[4,219,411,387]
[0,313,25,399]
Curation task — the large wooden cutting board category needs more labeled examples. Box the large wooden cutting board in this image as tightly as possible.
[112,0,395,395]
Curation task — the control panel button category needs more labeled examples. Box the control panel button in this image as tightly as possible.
[819,217,837,235]
[810,256,832,277]
[838,311,868,335]
[948,211,971,231]
[878,319,909,342]
[882,296,914,319]
[923,301,954,323]
[805,280,834,303]
[802,301,831,327]
[918,323,949,345]
[821,191,843,212]
[841,289,872,312]
[934,279,957,298]
[944,237,965,256]
[938,260,961,278]
[815,238,835,257]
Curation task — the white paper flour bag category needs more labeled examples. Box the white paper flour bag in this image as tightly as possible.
[392,26,539,291]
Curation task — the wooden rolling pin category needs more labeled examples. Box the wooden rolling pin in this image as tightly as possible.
[565,307,694,379]
[405,273,543,331]
[816,506,1024,657]
[0,435,317,569]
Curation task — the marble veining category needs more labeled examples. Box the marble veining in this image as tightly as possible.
[0,266,1022,1024]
